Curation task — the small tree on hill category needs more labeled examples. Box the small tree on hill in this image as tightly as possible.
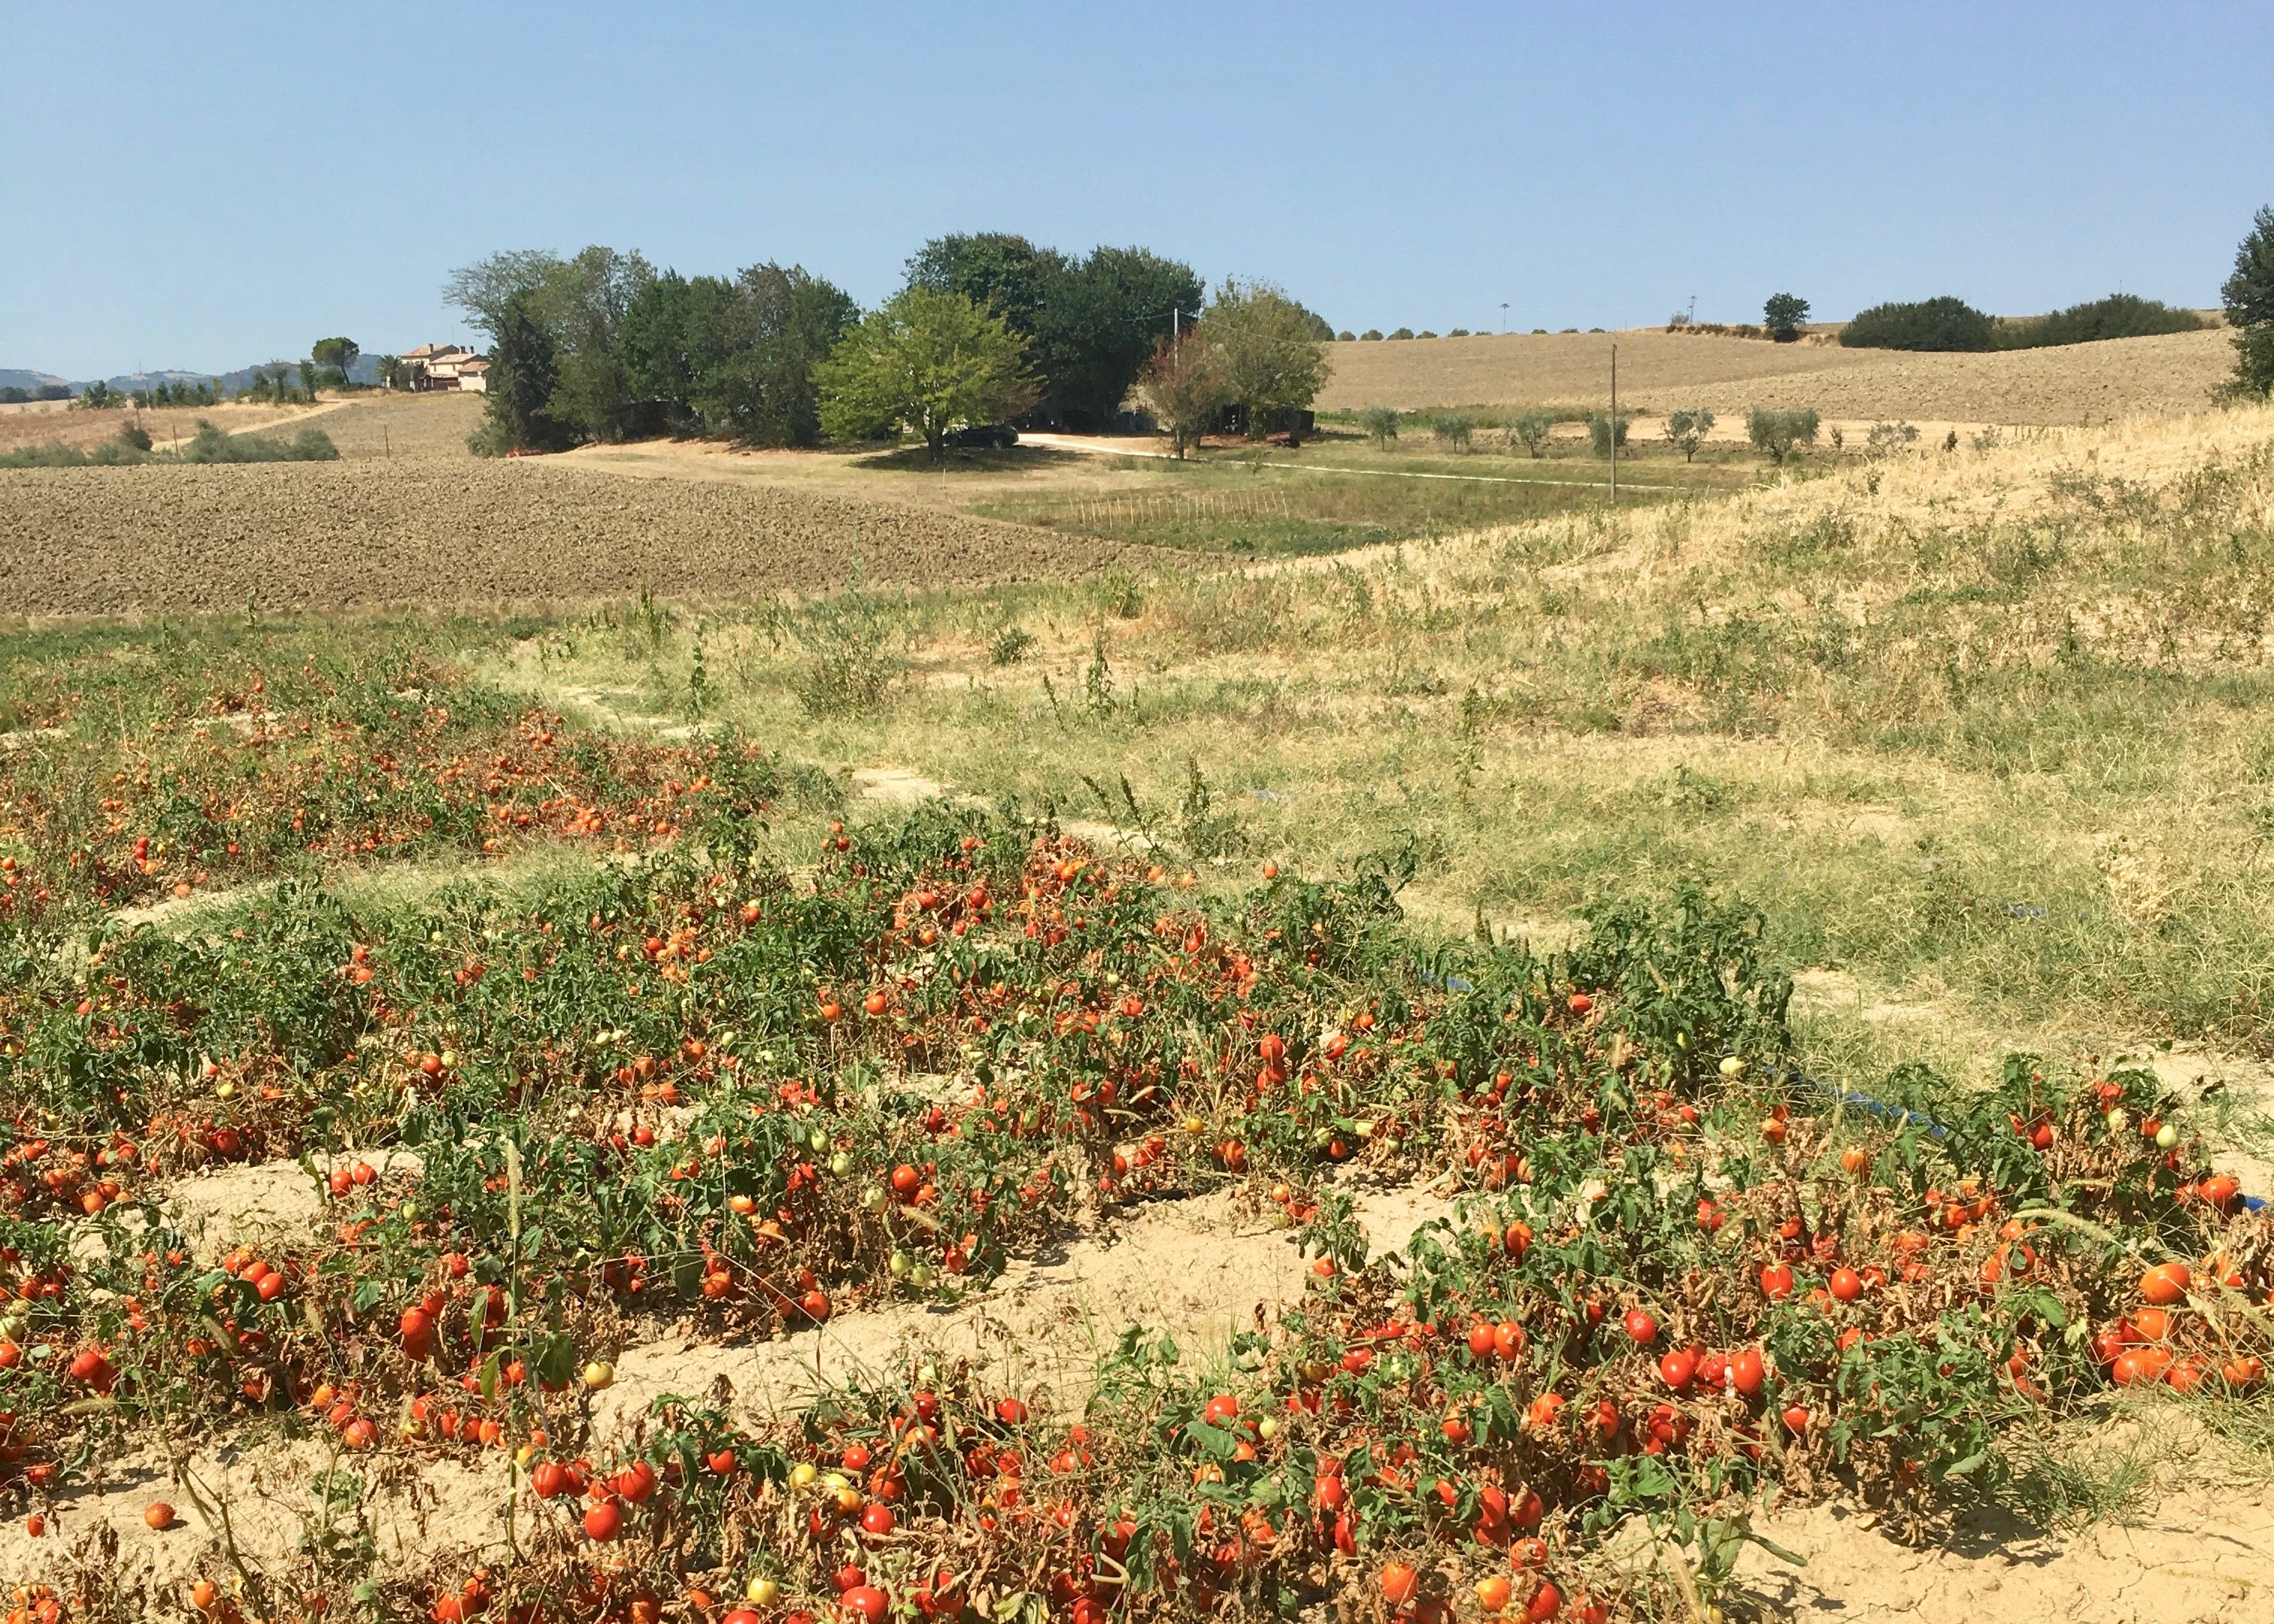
[1664,408,1715,461]
[2224,205,2274,399]
[1748,407,1821,465]
[816,287,1036,458]
[1139,328,1229,459]
[311,337,360,386]
[1510,408,1554,458]
[1359,406,1400,447]
[1430,411,1475,451]
[1763,294,1809,342]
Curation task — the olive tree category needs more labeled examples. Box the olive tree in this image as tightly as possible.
[1663,408,1715,462]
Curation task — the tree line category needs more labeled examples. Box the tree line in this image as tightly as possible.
[452,235,1334,458]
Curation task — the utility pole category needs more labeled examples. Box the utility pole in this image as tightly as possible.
[1608,342,1617,507]
[1500,302,1508,334]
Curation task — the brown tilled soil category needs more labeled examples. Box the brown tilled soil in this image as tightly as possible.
[0,459,1139,615]
[1319,327,2236,424]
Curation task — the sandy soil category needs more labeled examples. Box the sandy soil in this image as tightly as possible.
[11,1140,2271,1618]
[1319,327,2237,425]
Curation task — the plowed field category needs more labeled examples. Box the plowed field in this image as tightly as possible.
[0,459,1135,615]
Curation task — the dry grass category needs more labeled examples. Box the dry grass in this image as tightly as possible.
[315,389,486,459]
[1320,326,2238,424]
[0,398,338,455]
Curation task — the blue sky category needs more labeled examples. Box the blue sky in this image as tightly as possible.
[5,3,2269,377]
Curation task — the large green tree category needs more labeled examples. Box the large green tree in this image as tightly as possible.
[1205,277,1331,434]
[816,287,1036,456]
[476,291,567,453]
[444,246,656,441]
[905,233,1202,429]
[696,264,858,446]
[2224,205,2274,398]
[620,263,856,445]
[1035,246,1205,427]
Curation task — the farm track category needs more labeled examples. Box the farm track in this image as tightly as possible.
[0,460,1145,615]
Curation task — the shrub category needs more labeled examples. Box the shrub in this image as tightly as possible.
[1388,327,1414,341]
[178,421,341,463]
[1336,330,1356,341]
[1416,330,1438,339]
[1663,408,1715,461]
[987,624,1036,665]
[1866,420,1920,455]
[1360,329,1383,341]
[1748,408,1821,464]
[792,595,901,714]
[1358,406,1400,447]
[1447,328,1470,338]
[1587,411,1631,457]
[0,421,337,468]
[1509,408,1554,458]
[1429,411,1475,451]
[1840,297,1994,351]
[1993,294,2205,350]
[1763,292,1810,341]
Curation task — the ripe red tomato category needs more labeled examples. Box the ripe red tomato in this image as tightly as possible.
[1730,1347,1766,1395]
[1829,1268,1863,1302]
[1623,1309,1658,1346]
[2139,1262,2191,1305]
[1379,1564,1419,1604]
[860,1502,895,1536]
[582,1500,621,1541]
[1657,1349,1697,1390]
[842,1586,890,1624]
[1526,1580,1562,1620]
[1759,1264,1794,1299]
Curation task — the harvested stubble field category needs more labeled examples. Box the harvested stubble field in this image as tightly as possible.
[0,400,341,456]
[0,459,1135,615]
[1319,327,2237,425]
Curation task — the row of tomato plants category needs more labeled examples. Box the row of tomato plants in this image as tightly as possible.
[0,800,2263,1622]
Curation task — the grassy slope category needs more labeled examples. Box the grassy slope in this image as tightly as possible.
[441,406,2274,1113]
[8,403,2272,1100]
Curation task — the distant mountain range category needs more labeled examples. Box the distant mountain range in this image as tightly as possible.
[2,355,395,396]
